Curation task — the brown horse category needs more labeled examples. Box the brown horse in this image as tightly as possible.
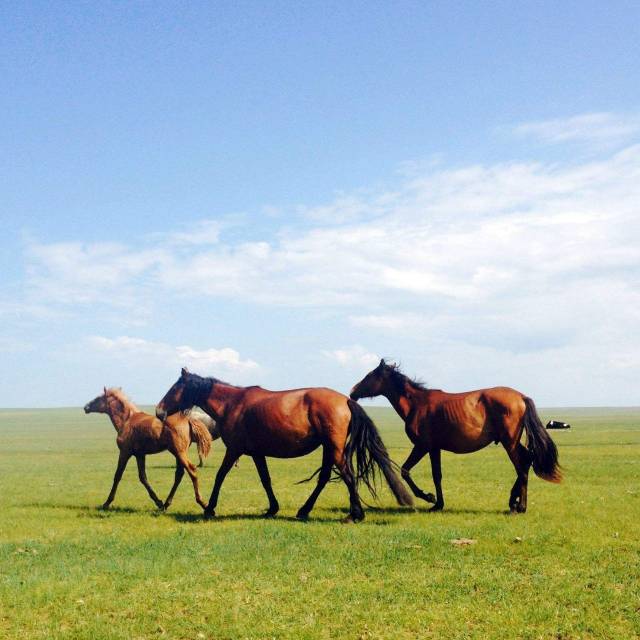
[155,368,413,522]
[350,360,561,514]
[84,387,213,511]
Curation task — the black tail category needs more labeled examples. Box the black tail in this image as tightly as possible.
[344,400,414,506]
[522,397,562,483]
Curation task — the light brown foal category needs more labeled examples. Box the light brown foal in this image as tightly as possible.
[350,360,561,514]
[84,387,213,511]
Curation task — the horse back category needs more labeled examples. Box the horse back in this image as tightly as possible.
[125,411,169,453]
[227,386,349,457]
[422,387,525,452]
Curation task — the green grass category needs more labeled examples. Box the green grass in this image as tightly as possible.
[1,406,639,639]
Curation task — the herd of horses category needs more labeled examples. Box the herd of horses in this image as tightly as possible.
[84,360,562,523]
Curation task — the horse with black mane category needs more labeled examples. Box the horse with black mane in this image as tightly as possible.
[350,360,561,514]
[156,368,413,522]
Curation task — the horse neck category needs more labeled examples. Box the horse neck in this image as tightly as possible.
[201,383,243,420]
[106,396,135,433]
[382,380,417,421]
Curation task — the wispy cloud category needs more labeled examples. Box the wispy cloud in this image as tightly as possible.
[322,345,379,369]
[87,336,259,375]
[513,112,640,146]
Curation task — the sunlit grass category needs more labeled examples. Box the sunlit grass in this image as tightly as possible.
[1,406,639,639]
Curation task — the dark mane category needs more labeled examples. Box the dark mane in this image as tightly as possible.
[181,372,218,409]
[384,361,428,394]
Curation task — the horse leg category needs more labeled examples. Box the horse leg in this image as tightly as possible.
[504,442,532,513]
[198,453,204,468]
[401,445,436,504]
[204,449,240,519]
[296,447,333,521]
[252,455,279,517]
[136,455,164,510]
[333,449,364,523]
[102,451,130,509]
[428,448,444,511]
[175,450,208,511]
[163,461,185,511]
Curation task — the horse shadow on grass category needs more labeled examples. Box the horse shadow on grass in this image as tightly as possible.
[24,502,147,518]
[325,505,508,516]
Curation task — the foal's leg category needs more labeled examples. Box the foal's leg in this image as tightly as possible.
[103,451,130,510]
[296,447,333,521]
[252,455,279,517]
[504,443,532,513]
[204,449,240,519]
[401,445,436,504]
[135,455,164,510]
[172,449,208,510]
[163,461,185,511]
[428,448,444,511]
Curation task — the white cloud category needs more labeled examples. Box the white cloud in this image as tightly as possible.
[322,345,379,370]
[349,313,422,330]
[23,142,640,315]
[87,336,259,376]
[513,112,640,146]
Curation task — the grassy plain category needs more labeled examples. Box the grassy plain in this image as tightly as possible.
[1,405,639,639]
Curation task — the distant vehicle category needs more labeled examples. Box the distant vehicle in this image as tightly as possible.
[546,420,571,429]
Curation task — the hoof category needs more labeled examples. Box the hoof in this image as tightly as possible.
[262,510,278,519]
[203,509,216,520]
[101,503,111,511]
[428,503,444,513]
[341,513,364,524]
[424,492,436,504]
[296,511,309,522]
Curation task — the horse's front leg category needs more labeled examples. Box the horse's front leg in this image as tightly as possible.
[163,460,185,511]
[204,449,240,519]
[252,455,279,517]
[103,451,130,509]
[136,455,164,510]
[401,445,436,504]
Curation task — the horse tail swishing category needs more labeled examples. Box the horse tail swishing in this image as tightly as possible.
[522,397,562,483]
[345,400,414,506]
[188,416,213,462]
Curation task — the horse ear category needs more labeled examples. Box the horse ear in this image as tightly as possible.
[379,358,386,367]
[103,386,107,394]
[181,367,189,378]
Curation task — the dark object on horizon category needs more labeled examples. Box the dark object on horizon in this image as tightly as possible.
[546,420,571,429]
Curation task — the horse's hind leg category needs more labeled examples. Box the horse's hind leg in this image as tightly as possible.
[252,455,279,517]
[428,448,444,512]
[135,455,164,510]
[333,448,364,523]
[163,461,185,511]
[401,445,436,504]
[504,442,532,513]
[173,450,208,510]
[296,447,333,521]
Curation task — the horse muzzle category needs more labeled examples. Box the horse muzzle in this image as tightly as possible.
[155,407,167,420]
[83,404,90,414]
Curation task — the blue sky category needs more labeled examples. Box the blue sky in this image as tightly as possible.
[1,2,639,407]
